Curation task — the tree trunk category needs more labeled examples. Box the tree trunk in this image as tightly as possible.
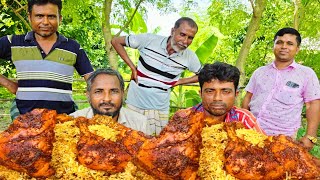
[235,0,267,105]
[102,0,118,70]
[102,0,145,70]
[293,0,301,30]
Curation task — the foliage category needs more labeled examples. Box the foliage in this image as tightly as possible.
[170,84,201,116]
[0,0,29,74]
[195,34,218,63]
[59,1,107,69]
[297,124,320,158]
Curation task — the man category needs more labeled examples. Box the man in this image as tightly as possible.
[70,69,149,134]
[111,17,202,135]
[191,62,264,133]
[242,27,320,148]
[0,0,93,118]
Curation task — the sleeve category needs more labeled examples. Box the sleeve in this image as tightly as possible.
[74,45,94,76]
[302,68,320,102]
[244,69,258,94]
[238,108,266,134]
[0,35,13,60]
[187,52,202,74]
[125,33,153,50]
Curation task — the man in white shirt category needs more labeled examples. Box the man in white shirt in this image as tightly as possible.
[70,68,149,135]
[111,17,202,135]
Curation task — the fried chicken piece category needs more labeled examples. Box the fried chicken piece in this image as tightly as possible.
[76,116,137,174]
[133,109,205,180]
[0,109,56,178]
[269,135,320,179]
[224,122,320,180]
[85,114,151,155]
[56,113,73,123]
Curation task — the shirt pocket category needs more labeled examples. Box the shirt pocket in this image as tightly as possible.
[46,49,77,66]
[274,86,302,105]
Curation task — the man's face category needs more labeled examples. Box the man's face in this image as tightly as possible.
[273,34,300,63]
[170,22,197,52]
[200,79,237,118]
[87,74,123,119]
[28,3,61,38]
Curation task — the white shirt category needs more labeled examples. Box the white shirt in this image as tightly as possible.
[70,107,149,135]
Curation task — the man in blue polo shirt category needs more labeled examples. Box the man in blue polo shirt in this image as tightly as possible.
[112,17,202,135]
[0,0,93,119]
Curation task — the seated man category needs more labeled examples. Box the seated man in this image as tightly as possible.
[70,68,149,135]
[191,62,265,134]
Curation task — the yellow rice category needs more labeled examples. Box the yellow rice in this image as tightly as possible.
[198,123,237,180]
[235,128,267,147]
[88,124,120,142]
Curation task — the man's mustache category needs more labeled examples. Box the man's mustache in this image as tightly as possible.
[210,102,227,107]
[99,102,115,107]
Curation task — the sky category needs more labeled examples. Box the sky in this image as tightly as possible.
[146,0,211,36]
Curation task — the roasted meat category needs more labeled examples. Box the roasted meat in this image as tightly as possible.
[76,116,133,174]
[224,122,320,180]
[0,109,56,178]
[133,109,205,180]
[76,109,204,179]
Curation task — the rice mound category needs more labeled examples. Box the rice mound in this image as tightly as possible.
[198,123,237,179]
[0,118,153,180]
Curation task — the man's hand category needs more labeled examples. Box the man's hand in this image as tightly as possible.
[131,68,138,83]
[0,75,18,94]
[299,135,314,151]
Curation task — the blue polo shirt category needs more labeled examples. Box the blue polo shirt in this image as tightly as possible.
[0,31,94,114]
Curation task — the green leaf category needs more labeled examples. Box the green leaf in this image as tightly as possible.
[128,9,147,34]
[185,90,201,107]
[195,34,218,63]
[296,127,306,140]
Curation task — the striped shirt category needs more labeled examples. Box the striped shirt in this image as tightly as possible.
[192,103,265,134]
[125,33,202,111]
[0,31,93,114]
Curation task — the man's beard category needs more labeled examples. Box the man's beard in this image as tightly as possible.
[204,102,227,116]
[91,102,121,118]
[170,37,186,53]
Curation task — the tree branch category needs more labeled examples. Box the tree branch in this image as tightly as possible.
[249,0,255,10]
[10,1,31,31]
[115,0,144,37]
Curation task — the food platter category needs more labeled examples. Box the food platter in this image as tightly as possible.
[0,109,319,180]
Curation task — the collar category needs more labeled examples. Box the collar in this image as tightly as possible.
[271,60,297,70]
[24,31,68,43]
[226,106,238,122]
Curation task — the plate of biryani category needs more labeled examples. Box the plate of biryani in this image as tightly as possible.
[0,108,319,180]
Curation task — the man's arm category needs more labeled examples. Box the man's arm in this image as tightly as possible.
[242,92,253,110]
[300,100,320,149]
[0,75,18,94]
[173,75,198,87]
[111,36,137,82]
[83,73,92,81]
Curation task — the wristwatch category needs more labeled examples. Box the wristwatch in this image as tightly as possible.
[306,135,318,144]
